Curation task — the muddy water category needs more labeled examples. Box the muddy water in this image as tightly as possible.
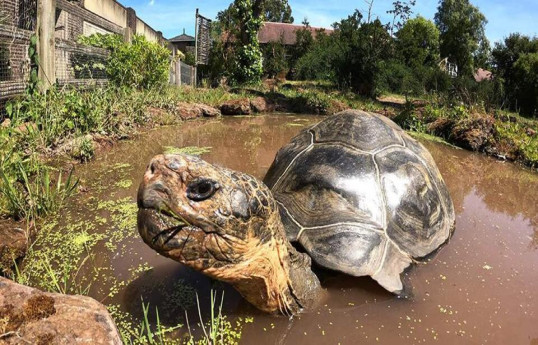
[63,114,537,344]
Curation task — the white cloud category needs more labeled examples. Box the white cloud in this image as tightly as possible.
[149,0,155,6]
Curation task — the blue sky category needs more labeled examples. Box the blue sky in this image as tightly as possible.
[123,0,538,44]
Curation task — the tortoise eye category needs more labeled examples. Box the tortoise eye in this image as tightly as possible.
[187,179,218,201]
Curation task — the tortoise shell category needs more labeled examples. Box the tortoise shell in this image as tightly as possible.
[263,110,455,293]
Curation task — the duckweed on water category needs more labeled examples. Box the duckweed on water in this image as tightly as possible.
[163,146,212,156]
[115,179,133,189]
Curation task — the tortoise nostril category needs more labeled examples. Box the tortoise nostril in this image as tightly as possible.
[150,162,156,174]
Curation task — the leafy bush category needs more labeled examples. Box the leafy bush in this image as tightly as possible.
[78,34,170,89]
[375,60,423,96]
[262,39,288,78]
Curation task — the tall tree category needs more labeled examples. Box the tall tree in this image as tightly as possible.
[396,16,440,68]
[387,0,416,37]
[263,0,294,23]
[492,34,538,116]
[434,0,489,75]
[218,0,293,24]
[332,11,393,95]
[232,0,264,84]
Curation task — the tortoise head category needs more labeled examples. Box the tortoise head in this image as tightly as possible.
[137,154,280,269]
[137,154,307,313]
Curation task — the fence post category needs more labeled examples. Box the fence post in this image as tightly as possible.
[37,0,56,91]
[176,59,181,86]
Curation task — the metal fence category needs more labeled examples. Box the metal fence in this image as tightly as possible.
[55,39,109,87]
[0,0,36,103]
[1,0,196,115]
[169,59,195,86]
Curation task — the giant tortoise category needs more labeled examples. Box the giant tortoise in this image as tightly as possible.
[137,110,455,314]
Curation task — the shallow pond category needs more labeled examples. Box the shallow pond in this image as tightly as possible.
[36,114,538,344]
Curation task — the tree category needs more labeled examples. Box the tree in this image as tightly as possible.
[218,0,293,24]
[231,0,264,84]
[287,18,314,75]
[332,11,393,95]
[387,0,416,37]
[512,53,538,116]
[395,16,440,68]
[434,0,489,75]
[263,0,293,23]
[262,36,287,78]
[492,34,538,116]
[492,33,538,81]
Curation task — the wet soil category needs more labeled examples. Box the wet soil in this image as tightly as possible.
[30,114,538,344]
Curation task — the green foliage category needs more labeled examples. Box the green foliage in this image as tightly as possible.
[376,60,424,95]
[231,0,264,84]
[387,0,416,36]
[396,16,440,68]
[293,29,333,80]
[262,38,288,78]
[262,0,294,23]
[332,13,393,96]
[512,53,538,116]
[71,135,95,162]
[184,51,196,66]
[492,34,538,117]
[293,90,331,114]
[0,157,78,221]
[78,34,170,89]
[434,0,489,75]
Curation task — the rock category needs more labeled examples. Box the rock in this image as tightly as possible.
[197,104,221,117]
[0,277,122,345]
[0,221,29,275]
[427,117,455,137]
[526,127,536,137]
[175,102,203,120]
[250,97,268,113]
[174,102,221,119]
[220,99,251,115]
[451,114,495,151]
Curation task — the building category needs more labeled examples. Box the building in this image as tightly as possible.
[257,22,333,46]
[474,68,493,82]
[169,29,195,56]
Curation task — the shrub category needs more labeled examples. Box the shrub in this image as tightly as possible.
[78,34,170,89]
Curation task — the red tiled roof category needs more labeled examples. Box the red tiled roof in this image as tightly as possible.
[474,68,493,82]
[257,22,333,45]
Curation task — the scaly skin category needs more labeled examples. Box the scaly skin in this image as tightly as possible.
[137,154,321,314]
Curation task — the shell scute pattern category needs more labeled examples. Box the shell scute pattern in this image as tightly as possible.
[311,112,404,152]
[264,110,455,293]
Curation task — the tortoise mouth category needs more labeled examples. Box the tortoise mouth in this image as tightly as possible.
[138,208,200,250]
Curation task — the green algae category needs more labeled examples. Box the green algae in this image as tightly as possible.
[163,146,212,156]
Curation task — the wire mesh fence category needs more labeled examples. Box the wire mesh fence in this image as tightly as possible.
[1,0,193,116]
[0,0,36,104]
[55,39,109,87]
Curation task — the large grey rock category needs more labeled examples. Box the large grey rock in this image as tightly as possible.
[0,277,122,345]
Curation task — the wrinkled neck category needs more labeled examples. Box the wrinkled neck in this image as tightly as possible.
[206,214,321,315]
